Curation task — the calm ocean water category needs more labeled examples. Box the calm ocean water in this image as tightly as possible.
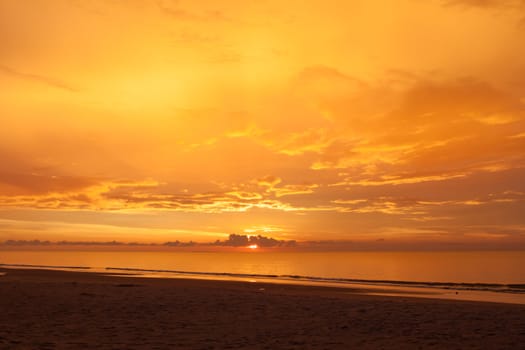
[2,250,525,304]
[1,250,524,284]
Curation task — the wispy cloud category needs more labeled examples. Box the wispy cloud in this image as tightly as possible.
[330,190,525,216]
[156,0,229,22]
[442,0,525,27]
[0,64,78,92]
[0,175,313,213]
[442,0,523,8]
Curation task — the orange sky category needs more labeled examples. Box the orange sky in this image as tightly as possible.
[1,0,524,248]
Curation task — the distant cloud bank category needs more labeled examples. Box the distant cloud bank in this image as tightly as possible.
[0,234,297,248]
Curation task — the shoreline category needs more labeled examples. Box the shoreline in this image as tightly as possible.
[1,267,525,349]
[2,263,525,305]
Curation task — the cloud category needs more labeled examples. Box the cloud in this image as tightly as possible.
[0,177,157,210]
[334,172,468,187]
[0,217,225,243]
[0,64,78,92]
[1,62,523,241]
[291,65,366,101]
[0,233,297,248]
[442,0,523,8]
[283,71,525,189]
[331,190,525,217]
[0,174,315,213]
[101,178,322,212]
[213,233,295,247]
[270,184,319,198]
[156,0,229,21]
[255,175,282,187]
[252,176,318,197]
[442,0,525,26]
[0,172,98,196]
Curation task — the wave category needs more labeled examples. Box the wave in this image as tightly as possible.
[2,263,524,294]
[104,266,525,294]
[0,263,91,270]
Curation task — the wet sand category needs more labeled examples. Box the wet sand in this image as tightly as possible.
[1,268,524,349]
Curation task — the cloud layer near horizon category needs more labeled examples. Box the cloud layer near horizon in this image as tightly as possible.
[1,0,524,247]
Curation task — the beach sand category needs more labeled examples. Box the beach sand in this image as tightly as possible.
[0,268,524,349]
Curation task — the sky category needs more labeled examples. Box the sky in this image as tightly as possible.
[1,0,525,248]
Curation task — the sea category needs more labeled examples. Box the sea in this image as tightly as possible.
[1,250,524,304]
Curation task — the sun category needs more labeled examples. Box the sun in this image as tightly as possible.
[247,244,258,250]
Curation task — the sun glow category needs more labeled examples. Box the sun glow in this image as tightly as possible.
[1,1,525,248]
[247,244,258,250]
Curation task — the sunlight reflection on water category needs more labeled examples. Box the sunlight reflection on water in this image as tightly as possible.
[2,250,525,284]
[105,269,525,305]
[1,264,525,305]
